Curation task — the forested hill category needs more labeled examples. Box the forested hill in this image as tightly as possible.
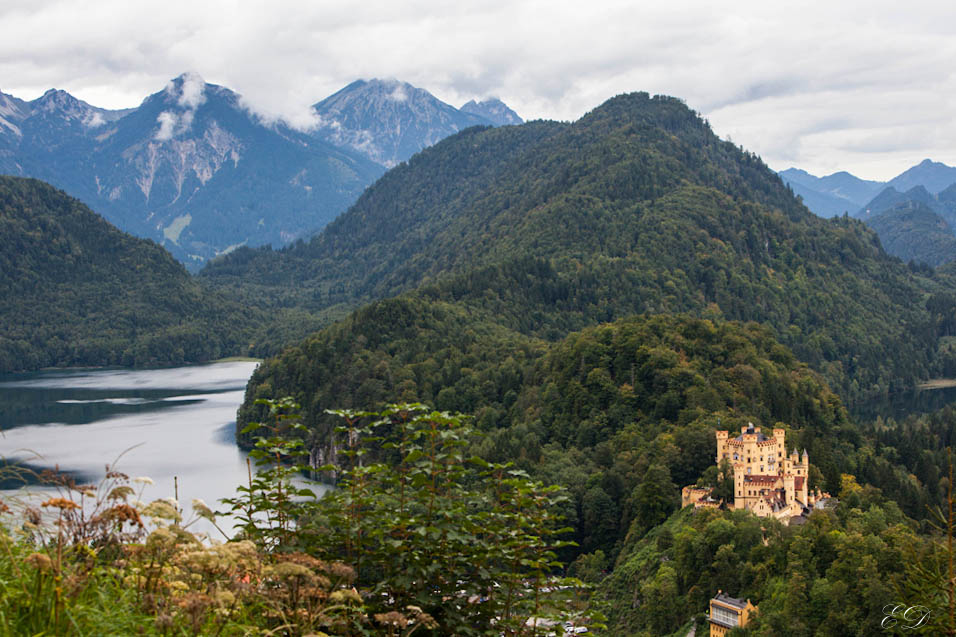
[201,93,806,306]
[206,92,956,401]
[0,177,258,371]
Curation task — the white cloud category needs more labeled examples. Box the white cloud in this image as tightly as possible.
[83,111,105,128]
[388,84,408,102]
[177,71,206,109]
[154,111,177,141]
[1,1,955,179]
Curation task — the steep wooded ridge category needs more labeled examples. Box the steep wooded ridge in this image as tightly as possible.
[0,177,258,371]
[210,92,956,401]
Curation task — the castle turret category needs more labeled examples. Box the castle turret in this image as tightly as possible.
[716,430,729,463]
[783,472,795,505]
[773,428,786,471]
[733,463,747,511]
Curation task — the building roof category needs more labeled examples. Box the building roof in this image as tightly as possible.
[743,475,780,485]
[713,592,748,610]
[733,423,770,442]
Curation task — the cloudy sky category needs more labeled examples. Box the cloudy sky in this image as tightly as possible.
[2,0,954,180]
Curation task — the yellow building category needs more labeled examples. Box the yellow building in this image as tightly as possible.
[715,423,811,520]
[708,590,757,636]
[682,423,826,520]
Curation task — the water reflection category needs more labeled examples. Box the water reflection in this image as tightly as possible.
[849,384,956,423]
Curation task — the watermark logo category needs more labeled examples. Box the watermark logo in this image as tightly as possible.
[882,604,931,630]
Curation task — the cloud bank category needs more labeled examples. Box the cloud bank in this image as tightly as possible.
[1,1,955,179]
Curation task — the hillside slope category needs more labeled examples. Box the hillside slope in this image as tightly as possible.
[0,177,258,371]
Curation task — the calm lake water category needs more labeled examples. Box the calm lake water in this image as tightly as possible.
[849,383,956,423]
[0,361,321,536]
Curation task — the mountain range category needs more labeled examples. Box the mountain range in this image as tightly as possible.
[7,88,956,634]
[781,160,956,266]
[216,94,956,634]
[0,74,522,269]
[779,159,956,218]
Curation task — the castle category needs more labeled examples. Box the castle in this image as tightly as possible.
[683,423,824,520]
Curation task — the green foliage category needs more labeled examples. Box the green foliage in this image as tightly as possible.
[223,396,317,552]
[225,400,598,634]
[0,463,365,636]
[310,404,590,635]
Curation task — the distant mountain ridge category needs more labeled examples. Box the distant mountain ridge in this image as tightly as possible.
[0,75,523,268]
[0,73,385,268]
[887,159,956,194]
[460,98,523,126]
[779,160,956,218]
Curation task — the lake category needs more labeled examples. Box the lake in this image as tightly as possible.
[0,360,322,537]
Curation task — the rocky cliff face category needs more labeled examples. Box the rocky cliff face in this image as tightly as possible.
[460,97,523,126]
[311,79,515,167]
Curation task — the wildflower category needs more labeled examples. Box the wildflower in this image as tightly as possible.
[108,485,135,500]
[191,498,215,521]
[214,590,236,607]
[143,499,181,522]
[133,476,154,485]
[375,611,409,628]
[100,504,144,527]
[329,562,356,582]
[25,552,53,572]
[41,497,80,510]
[329,588,363,605]
[268,562,313,579]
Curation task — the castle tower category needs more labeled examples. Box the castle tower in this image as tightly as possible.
[772,429,786,472]
[716,430,729,463]
[800,449,809,503]
[783,472,795,506]
[733,463,747,511]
